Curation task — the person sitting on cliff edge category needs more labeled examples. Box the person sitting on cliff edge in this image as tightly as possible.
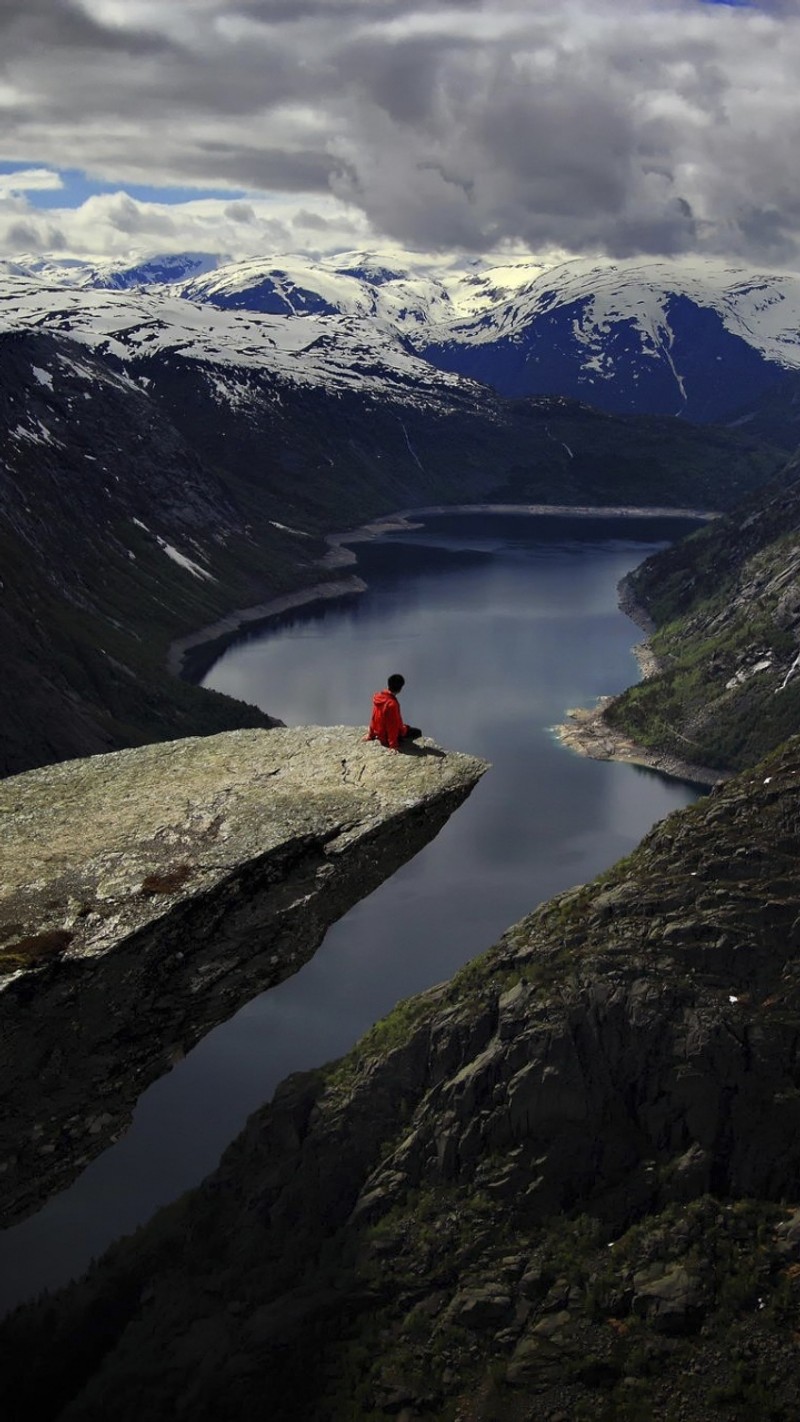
[364,674,422,753]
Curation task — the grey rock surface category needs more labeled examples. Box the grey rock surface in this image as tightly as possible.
[7,737,800,1422]
[0,726,487,1224]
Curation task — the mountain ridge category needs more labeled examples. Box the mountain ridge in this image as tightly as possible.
[6,249,800,423]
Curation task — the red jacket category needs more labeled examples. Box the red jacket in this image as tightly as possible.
[366,690,408,750]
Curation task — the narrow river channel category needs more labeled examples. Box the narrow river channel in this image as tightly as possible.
[0,511,705,1313]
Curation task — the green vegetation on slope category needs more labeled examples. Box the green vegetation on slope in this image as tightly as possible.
[605,464,800,771]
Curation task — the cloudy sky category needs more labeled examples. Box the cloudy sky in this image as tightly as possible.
[0,0,798,268]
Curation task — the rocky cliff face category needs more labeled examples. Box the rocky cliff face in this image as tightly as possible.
[4,736,800,1421]
[603,462,800,772]
[0,727,486,1226]
[0,330,294,776]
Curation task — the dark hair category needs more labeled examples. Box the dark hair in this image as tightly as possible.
[387,673,405,693]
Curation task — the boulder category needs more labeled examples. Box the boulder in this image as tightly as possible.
[632,1264,705,1335]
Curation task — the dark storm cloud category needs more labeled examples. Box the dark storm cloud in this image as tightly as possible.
[236,0,484,22]
[335,33,479,126]
[2,0,800,263]
[0,0,175,57]
[291,207,354,232]
[223,200,257,223]
[182,142,352,193]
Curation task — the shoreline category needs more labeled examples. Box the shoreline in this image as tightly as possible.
[168,575,369,682]
[168,503,716,689]
[553,574,730,789]
[553,699,730,788]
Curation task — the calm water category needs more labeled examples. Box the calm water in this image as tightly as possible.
[0,512,703,1312]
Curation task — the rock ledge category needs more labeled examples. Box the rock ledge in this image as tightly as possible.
[0,726,486,1222]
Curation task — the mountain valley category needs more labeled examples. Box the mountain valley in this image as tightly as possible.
[0,255,784,774]
[2,247,800,1421]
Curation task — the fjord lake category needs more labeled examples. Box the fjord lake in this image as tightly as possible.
[0,511,705,1310]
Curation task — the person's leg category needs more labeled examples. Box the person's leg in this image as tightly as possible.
[400,726,422,742]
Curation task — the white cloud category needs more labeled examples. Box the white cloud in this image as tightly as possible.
[0,168,63,196]
[0,189,373,262]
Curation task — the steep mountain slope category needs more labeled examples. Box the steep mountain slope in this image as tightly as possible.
[603,463,800,772]
[4,735,800,1421]
[0,728,486,1225]
[420,258,800,422]
[0,330,302,774]
[0,272,467,404]
[725,370,800,453]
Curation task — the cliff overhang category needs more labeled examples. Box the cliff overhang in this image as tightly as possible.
[0,726,487,1224]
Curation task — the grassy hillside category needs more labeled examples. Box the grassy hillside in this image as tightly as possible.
[605,462,800,770]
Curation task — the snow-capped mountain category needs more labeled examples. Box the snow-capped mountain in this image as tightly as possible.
[0,271,467,410]
[172,250,800,422]
[2,250,800,422]
[84,252,221,290]
[179,252,454,333]
[0,251,220,291]
[419,257,800,423]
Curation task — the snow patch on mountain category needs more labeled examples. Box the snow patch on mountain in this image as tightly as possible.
[444,257,552,318]
[11,419,57,446]
[427,257,800,371]
[156,538,216,582]
[0,274,469,409]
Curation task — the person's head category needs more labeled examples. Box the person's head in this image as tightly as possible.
[387,673,405,694]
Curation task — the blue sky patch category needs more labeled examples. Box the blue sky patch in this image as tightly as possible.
[0,162,248,210]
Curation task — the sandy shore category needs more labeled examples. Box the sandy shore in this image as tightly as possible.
[554,700,730,788]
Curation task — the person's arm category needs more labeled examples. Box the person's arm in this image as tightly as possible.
[363,702,379,741]
[385,699,403,750]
